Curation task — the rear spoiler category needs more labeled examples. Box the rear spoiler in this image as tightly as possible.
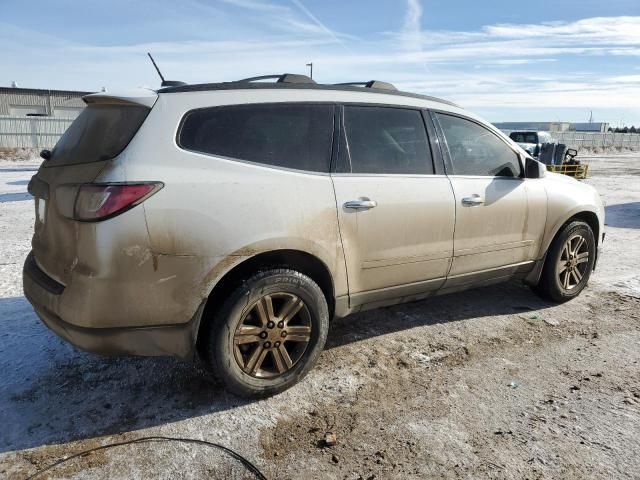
[83,88,158,108]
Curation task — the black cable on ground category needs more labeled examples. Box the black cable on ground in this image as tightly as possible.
[24,435,268,480]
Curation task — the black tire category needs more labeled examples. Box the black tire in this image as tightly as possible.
[534,220,596,302]
[201,269,329,398]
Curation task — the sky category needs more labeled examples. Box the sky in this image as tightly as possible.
[2,0,640,125]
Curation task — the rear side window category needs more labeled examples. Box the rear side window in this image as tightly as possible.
[343,106,433,174]
[179,104,334,173]
[49,104,149,166]
[510,132,538,144]
[436,113,521,177]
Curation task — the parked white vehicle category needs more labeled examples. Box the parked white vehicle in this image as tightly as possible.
[24,74,605,397]
[509,130,554,158]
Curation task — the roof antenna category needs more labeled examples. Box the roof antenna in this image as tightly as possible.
[147,52,186,88]
[147,53,165,83]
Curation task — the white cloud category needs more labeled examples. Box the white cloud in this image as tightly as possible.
[484,16,640,45]
[213,0,354,45]
[608,74,640,84]
[290,0,353,51]
[402,0,423,51]
[2,10,640,120]
[385,17,640,62]
[479,59,558,66]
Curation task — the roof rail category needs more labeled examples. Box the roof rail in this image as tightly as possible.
[334,80,397,91]
[158,78,458,107]
[236,73,316,85]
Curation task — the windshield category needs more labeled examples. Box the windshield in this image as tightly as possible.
[509,132,538,144]
[47,104,149,166]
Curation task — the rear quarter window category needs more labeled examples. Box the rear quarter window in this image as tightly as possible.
[509,132,538,144]
[49,104,149,166]
[178,103,334,173]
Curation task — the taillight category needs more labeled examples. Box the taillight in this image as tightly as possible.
[72,182,163,221]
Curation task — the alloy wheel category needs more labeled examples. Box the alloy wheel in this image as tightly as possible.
[233,293,312,378]
[556,234,590,290]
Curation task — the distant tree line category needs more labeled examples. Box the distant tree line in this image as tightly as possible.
[608,126,638,133]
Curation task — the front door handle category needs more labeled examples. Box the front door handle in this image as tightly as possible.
[344,197,377,210]
[461,194,484,206]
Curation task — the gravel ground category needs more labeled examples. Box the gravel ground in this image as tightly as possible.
[0,154,638,479]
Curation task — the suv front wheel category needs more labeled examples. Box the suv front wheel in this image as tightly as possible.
[202,269,329,397]
[534,220,596,302]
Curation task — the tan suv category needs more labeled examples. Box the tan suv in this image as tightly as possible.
[24,74,604,397]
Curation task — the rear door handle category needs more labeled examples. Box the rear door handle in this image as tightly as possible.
[461,194,484,206]
[344,198,377,210]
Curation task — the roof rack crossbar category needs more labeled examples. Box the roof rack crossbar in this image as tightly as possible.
[334,80,398,91]
[236,73,316,85]
[237,75,282,83]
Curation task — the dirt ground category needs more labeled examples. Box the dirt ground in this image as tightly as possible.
[0,154,638,479]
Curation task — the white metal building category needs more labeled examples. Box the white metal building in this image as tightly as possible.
[0,86,90,119]
[493,121,610,133]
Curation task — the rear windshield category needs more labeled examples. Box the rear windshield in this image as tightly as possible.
[48,104,149,166]
[509,132,538,144]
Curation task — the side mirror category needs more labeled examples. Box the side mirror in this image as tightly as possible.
[40,149,52,160]
[525,157,546,178]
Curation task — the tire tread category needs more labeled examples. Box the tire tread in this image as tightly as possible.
[202,268,328,398]
[534,220,595,303]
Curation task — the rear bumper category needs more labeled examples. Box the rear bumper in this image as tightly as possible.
[23,251,200,359]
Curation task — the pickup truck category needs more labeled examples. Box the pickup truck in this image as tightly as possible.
[509,131,554,158]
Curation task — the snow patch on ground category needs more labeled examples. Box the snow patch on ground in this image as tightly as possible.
[0,154,639,478]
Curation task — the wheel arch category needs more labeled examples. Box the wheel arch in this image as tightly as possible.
[543,207,601,255]
[527,209,601,286]
[195,249,335,354]
[569,211,600,246]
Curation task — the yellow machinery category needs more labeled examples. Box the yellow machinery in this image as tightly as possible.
[546,163,589,179]
[545,148,589,179]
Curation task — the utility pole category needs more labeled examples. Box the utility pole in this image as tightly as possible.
[306,62,313,79]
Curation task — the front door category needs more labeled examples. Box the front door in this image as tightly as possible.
[331,105,455,307]
[432,112,538,287]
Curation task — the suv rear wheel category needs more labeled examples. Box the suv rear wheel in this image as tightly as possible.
[202,269,329,397]
[534,220,596,302]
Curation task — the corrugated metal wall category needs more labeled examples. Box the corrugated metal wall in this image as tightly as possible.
[493,122,609,133]
[0,88,88,116]
[552,132,640,150]
[0,117,74,148]
[501,130,640,151]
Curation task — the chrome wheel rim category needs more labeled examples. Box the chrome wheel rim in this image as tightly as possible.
[557,234,590,290]
[233,293,312,378]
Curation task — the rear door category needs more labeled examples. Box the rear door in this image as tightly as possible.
[431,112,537,287]
[331,105,455,307]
